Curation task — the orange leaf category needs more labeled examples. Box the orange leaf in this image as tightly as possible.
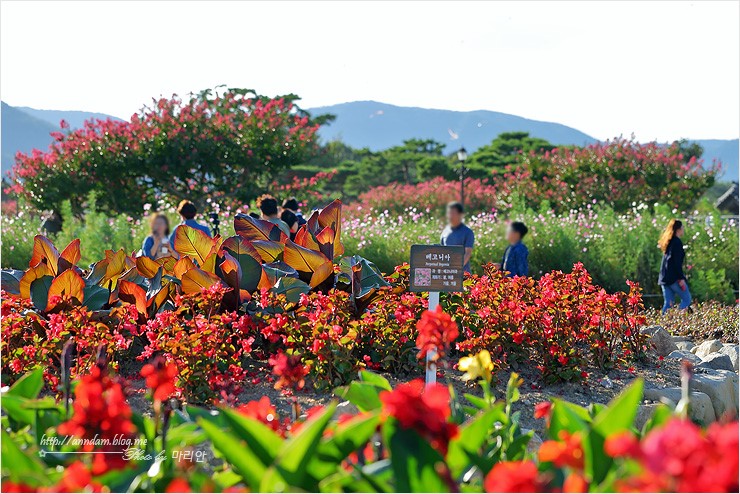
[234,214,282,242]
[59,239,81,266]
[19,264,51,300]
[100,249,134,288]
[47,269,85,307]
[317,199,344,257]
[222,236,262,263]
[200,252,218,274]
[174,225,216,266]
[294,226,320,251]
[173,257,196,279]
[118,279,148,315]
[136,256,161,278]
[181,267,221,294]
[251,241,284,263]
[283,240,333,288]
[29,235,60,275]
[155,256,177,275]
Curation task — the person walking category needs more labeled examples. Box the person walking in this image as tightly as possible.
[142,213,175,260]
[440,201,475,273]
[500,221,529,277]
[258,194,291,237]
[170,200,212,255]
[658,219,691,313]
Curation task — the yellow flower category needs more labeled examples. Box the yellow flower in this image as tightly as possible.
[458,350,494,383]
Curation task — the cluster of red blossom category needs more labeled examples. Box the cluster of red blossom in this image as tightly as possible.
[354,138,717,215]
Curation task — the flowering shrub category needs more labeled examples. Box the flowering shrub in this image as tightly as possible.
[2,358,736,492]
[356,138,719,215]
[448,263,648,382]
[9,88,324,215]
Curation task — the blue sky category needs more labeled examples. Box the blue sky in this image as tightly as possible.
[1,1,738,141]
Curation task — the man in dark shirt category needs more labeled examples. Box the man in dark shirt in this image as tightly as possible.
[440,202,474,273]
[282,197,307,226]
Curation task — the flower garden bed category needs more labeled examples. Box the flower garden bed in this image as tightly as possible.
[1,200,738,492]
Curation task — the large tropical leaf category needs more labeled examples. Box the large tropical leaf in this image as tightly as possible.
[135,256,161,278]
[181,267,221,294]
[234,214,281,242]
[30,276,54,311]
[259,261,300,290]
[1,269,25,295]
[47,269,85,308]
[28,235,60,275]
[315,226,335,261]
[317,199,344,257]
[221,250,260,295]
[293,226,320,251]
[251,240,284,263]
[58,239,81,272]
[171,258,194,281]
[101,249,135,289]
[222,236,262,263]
[283,240,333,288]
[174,225,216,267]
[19,264,51,300]
[272,277,311,303]
[118,279,148,316]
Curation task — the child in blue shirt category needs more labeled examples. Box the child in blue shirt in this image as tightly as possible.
[500,221,529,277]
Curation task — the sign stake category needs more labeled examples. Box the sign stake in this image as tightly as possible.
[425,291,440,387]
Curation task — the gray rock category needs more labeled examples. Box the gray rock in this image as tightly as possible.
[666,350,701,364]
[640,326,678,357]
[690,369,739,419]
[634,403,660,429]
[695,339,723,359]
[643,387,716,424]
[524,430,543,456]
[697,352,735,372]
[690,346,699,354]
[675,341,695,352]
[719,344,739,371]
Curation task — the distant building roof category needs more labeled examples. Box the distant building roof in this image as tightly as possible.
[715,182,739,214]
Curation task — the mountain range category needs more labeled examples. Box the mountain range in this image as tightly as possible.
[1,100,737,181]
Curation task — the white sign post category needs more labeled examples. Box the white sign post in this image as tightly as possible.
[425,291,440,387]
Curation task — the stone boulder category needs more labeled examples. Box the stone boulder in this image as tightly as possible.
[697,352,735,372]
[690,369,739,419]
[719,344,739,372]
[695,339,723,359]
[643,387,716,424]
[675,341,695,352]
[640,326,678,357]
[666,350,701,364]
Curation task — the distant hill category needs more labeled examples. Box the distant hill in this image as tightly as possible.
[1,104,124,176]
[1,102,58,176]
[308,101,738,181]
[308,100,598,151]
[2,101,736,181]
[17,106,123,130]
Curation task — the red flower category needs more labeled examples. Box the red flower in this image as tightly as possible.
[604,431,640,458]
[534,401,552,420]
[165,478,191,493]
[415,305,459,361]
[237,396,281,432]
[380,379,458,454]
[563,472,588,493]
[269,351,308,391]
[57,365,136,475]
[484,460,542,492]
[539,430,584,469]
[53,462,102,493]
[140,356,177,403]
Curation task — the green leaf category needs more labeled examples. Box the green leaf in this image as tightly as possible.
[30,275,53,311]
[198,418,266,490]
[548,400,590,438]
[1,430,48,486]
[463,393,488,410]
[383,421,447,493]
[220,408,282,466]
[228,251,263,293]
[6,368,45,399]
[1,269,24,295]
[359,370,392,391]
[641,403,673,435]
[82,284,109,310]
[335,382,383,412]
[584,379,644,484]
[272,277,311,303]
[447,405,505,478]
[319,411,381,463]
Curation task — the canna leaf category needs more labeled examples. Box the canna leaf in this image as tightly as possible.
[118,279,148,316]
[174,225,216,267]
[222,235,262,263]
[234,214,282,242]
[19,264,50,300]
[283,240,333,288]
[47,269,85,308]
[29,235,60,276]
[58,239,81,272]
[251,240,284,263]
[181,267,221,294]
[173,256,197,279]
[135,256,161,278]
